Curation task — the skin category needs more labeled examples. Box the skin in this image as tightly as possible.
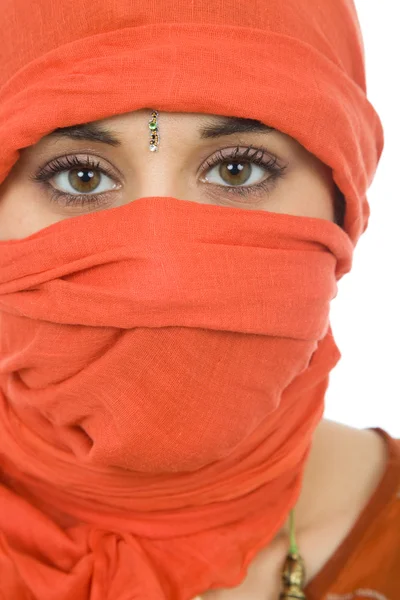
[0,109,337,239]
[198,419,388,599]
[0,111,386,597]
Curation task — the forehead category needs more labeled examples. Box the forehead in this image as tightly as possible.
[44,114,276,147]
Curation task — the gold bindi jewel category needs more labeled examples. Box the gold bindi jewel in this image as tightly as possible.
[148,110,159,152]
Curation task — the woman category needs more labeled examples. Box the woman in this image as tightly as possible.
[0,1,398,600]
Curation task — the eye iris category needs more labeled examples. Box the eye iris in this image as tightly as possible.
[219,161,251,185]
[69,168,100,193]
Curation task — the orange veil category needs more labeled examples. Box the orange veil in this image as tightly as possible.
[0,1,383,599]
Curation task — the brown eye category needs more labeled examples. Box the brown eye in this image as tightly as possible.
[202,157,269,189]
[217,161,252,186]
[32,154,119,199]
[68,168,101,193]
[51,167,117,196]
[31,154,122,209]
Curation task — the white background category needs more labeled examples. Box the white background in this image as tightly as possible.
[324,1,399,436]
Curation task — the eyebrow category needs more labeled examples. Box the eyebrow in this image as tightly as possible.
[45,116,275,146]
[199,117,274,139]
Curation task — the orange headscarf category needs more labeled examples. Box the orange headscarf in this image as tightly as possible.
[0,1,383,599]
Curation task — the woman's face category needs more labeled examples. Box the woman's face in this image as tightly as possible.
[0,110,339,240]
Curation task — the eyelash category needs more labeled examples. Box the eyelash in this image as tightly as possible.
[31,146,288,208]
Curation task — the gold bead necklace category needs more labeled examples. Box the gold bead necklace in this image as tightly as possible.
[193,508,307,600]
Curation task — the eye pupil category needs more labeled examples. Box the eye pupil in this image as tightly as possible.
[77,169,93,182]
[227,162,244,173]
[69,168,100,192]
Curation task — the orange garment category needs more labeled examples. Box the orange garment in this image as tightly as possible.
[0,1,386,599]
[306,429,400,599]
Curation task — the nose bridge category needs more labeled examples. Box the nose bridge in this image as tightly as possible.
[136,158,177,198]
[127,110,190,200]
[135,138,196,200]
